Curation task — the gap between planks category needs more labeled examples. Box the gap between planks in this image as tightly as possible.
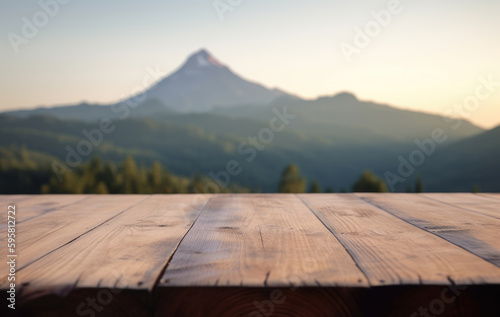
[3,193,500,302]
[299,194,500,286]
[158,194,369,288]
[358,193,500,269]
[13,195,212,300]
[421,193,500,220]
[0,195,150,288]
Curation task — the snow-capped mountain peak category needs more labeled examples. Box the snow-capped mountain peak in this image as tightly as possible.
[185,49,225,69]
[124,48,292,112]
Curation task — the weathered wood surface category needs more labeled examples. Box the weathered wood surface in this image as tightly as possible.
[0,195,148,284]
[423,193,500,220]
[300,194,500,285]
[358,193,500,267]
[160,194,368,287]
[0,195,37,229]
[0,194,499,316]
[16,195,211,300]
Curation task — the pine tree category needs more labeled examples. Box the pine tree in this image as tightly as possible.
[472,184,480,193]
[188,173,204,193]
[122,156,139,194]
[149,161,163,193]
[352,170,388,193]
[278,164,306,193]
[414,175,424,193]
[95,181,109,194]
[309,181,321,193]
[102,161,117,193]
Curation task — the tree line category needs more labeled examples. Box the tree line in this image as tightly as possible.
[0,149,429,194]
[277,164,426,193]
[41,156,250,194]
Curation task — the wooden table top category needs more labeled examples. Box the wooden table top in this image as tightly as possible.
[1,193,499,316]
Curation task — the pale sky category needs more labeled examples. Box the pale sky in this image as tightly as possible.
[1,0,499,128]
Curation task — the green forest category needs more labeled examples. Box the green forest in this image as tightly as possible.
[0,112,497,194]
[0,145,429,194]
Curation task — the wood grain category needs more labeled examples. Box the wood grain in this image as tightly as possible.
[0,195,35,229]
[0,195,34,229]
[160,194,368,287]
[14,195,89,223]
[300,194,500,286]
[359,193,500,268]
[0,195,147,288]
[16,195,211,300]
[0,193,499,316]
[423,193,500,220]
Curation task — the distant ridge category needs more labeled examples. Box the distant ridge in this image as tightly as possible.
[0,48,485,142]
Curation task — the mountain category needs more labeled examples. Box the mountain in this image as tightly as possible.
[212,92,484,143]
[4,49,293,119]
[0,114,419,192]
[125,49,293,112]
[420,125,500,192]
[0,113,494,193]
[2,95,484,145]
[3,99,173,122]
[1,48,484,143]
[0,48,495,192]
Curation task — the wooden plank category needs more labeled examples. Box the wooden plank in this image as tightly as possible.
[154,285,500,317]
[300,194,500,286]
[0,194,499,317]
[0,195,33,204]
[13,195,89,224]
[15,195,211,300]
[423,193,500,220]
[0,195,147,288]
[0,195,34,229]
[159,194,369,288]
[14,285,500,317]
[479,193,500,201]
[358,193,500,268]
[15,289,151,317]
[155,287,364,317]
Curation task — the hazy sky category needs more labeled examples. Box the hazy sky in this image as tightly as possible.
[1,0,499,128]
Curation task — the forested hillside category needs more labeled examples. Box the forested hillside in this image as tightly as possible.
[1,113,498,193]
